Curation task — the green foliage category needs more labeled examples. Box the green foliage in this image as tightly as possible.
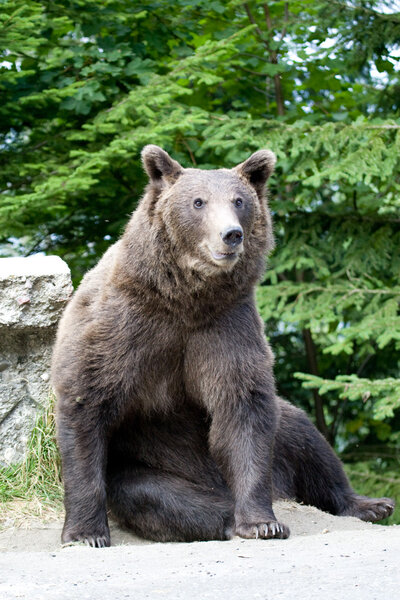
[295,373,400,449]
[296,374,400,420]
[1,0,399,454]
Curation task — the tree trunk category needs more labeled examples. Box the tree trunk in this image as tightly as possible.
[302,328,332,443]
[263,3,285,116]
[243,2,286,116]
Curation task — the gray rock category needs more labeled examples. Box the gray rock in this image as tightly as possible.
[0,255,73,464]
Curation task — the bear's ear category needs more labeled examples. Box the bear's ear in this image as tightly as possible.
[234,149,276,197]
[141,145,183,185]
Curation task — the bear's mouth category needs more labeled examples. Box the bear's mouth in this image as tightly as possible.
[211,250,237,261]
[207,246,241,264]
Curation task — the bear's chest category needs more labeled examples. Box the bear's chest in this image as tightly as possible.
[127,320,186,413]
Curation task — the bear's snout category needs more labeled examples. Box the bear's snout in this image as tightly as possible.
[221,226,243,248]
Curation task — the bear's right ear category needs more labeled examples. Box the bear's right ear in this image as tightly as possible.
[141,145,183,186]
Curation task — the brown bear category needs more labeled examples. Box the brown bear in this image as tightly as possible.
[51,145,394,548]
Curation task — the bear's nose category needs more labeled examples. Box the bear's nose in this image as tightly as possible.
[221,226,243,247]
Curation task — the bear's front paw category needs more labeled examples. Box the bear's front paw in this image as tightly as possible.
[235,520,290,540]
[62,523,111,548]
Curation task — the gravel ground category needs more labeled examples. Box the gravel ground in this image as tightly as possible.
[0,501,399,599]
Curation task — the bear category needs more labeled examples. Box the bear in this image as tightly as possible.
[51,145,394,548]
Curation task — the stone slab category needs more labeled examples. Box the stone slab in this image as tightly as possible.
[0,255,72,328]
[0,255,73,464]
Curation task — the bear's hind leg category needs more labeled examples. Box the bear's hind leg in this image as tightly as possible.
[107,467,234,542]
[274,399,395,522]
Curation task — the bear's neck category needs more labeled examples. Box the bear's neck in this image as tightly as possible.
[113,208,269,327]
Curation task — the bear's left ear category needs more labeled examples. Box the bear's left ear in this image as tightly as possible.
[141,145,183,186]
[234,149,276,197]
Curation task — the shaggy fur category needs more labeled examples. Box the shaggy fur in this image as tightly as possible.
[52,146,394,547]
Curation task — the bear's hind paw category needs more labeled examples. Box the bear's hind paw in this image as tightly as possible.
[342,495,395,522]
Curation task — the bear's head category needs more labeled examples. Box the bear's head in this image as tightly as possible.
[141,145,276,277]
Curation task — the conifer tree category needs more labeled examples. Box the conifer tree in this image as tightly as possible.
[1,1,399,459]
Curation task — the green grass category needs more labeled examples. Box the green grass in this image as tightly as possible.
[0,395,63,524]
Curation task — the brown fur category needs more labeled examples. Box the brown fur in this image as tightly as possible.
[52,146,394,547]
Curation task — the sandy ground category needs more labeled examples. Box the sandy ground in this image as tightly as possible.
[1,501,399,599]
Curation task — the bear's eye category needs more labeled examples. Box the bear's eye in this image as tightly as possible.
[235,198,243,208]
[193,198,204,209]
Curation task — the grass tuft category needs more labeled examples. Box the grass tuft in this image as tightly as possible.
[0,395,63,526]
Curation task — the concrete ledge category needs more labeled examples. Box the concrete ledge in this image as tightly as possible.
[0,504,399,600]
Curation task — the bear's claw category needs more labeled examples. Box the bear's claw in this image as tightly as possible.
[236,520,290,540]
[62,526,111,548]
